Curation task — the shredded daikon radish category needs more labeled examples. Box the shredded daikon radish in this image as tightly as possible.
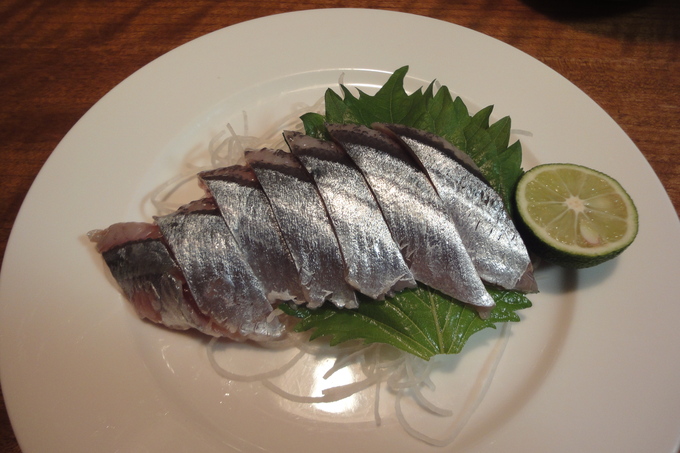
[207,323,510,447]
[394,323,511,447]
[207,337,306,382]
[261,376,379,404]
[147,172,203,215]
[511,128,534,137]
[323,344,374,379]
[374,380,383,426]
[149,96,324,213]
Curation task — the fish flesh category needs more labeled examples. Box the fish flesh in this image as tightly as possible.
[284,130,416,299]
[88,222,228,337]
[374,123,537,293]
[91,123,537,340]
[199,165,306,304]
[325,123,495,310]
[245,148,358,309]
[155,197,283,341]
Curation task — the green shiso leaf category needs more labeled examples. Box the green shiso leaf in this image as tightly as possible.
[280,286,532,361]
[294,66,532,360]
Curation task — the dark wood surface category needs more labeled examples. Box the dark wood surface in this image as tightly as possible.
[0,0,678,451]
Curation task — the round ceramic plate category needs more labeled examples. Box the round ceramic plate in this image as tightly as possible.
[1,8,679,453]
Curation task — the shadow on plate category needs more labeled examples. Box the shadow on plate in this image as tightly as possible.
[533,258,618,294]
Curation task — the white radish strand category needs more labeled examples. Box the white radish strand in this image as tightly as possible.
[207,337,307,382]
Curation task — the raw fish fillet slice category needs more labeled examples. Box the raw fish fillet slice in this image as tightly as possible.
[284,130,416,299]
[326,123,495,310]
[155,198,283,341]
[375,123,537,293]
[88,222,228,337]
[245,148,358,309]
[199,165,306,304]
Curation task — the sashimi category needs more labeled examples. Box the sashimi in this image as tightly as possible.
[88,222,228,337]
[326,123,495,310]
[245,148,358,309]
[284,130,416,300]
[200,165,306,303]
[374,123,537,292]
[155,198,283,341]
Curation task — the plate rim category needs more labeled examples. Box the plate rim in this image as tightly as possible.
[1,8,680,453]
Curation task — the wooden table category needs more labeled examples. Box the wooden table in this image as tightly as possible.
[0,0,678,451]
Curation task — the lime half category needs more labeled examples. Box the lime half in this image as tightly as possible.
[516,163,638,269]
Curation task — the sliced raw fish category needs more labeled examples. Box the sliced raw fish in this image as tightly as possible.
[374,123,537,292]
[326,123,495,310]
[245,148,358,309]
[155,198,283,341]
[199,165,306,304]
[284,130,416,299]
[88,222,227,337]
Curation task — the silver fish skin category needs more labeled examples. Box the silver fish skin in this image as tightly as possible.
[199,166,306,304]
[374,123,537,293]
[88,222,227,337]
[245,148,358,309]
[284,131,416,300]
[155,198,283,341]
[326,123,495,310]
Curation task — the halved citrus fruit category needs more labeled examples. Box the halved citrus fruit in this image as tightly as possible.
[515,163,638,269]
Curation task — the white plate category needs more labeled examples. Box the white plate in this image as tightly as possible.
[1,8,679,453]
